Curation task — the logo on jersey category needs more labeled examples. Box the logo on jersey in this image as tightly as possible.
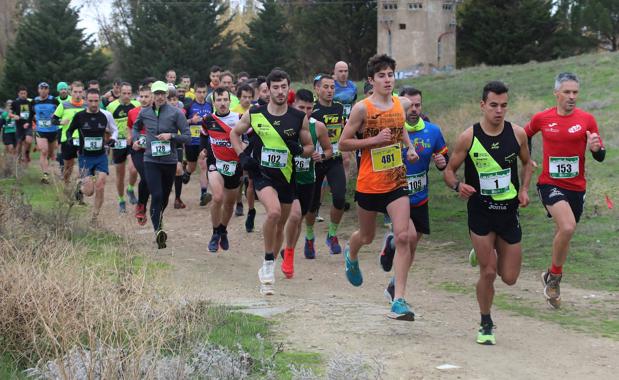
[568,124,582,133]
[504,153,517,164]
[412,137,431,152]
[548,123,557,127]
[491,142,500,150]
[283,128,295,137]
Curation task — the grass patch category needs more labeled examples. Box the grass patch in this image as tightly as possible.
[0,354,26,380]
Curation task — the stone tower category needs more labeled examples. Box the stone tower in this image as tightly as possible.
[377,0,458,77]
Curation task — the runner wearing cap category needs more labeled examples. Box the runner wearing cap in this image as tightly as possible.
[133,80,191,249]
[33,82,58,183]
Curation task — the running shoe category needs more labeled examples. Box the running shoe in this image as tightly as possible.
[135,204,147,226]
[469,248,478,267]
[379,232,395,272]
[281,249,294,279]
[383,214,392,228]
[476,323,496,345]
[119,200,127,213]
[384,277,395,304]
[541,270,562,309]
[326,235,342,255]
[260,284,274,296]
[174,198,186,209]
[388,298,415,321]
[127,188,138,205]
[181,167,191,184]
[219,231,229,251]
[156,229,167,249]
[245,209,256,232]
[258,260,275,285]
[208,232,220,252]
[304,237,316,259]
[344,201,351,211]
[344,245,363,287]
[235,202,244,216]
[199,192,212,206]
[316,214,324,222]
[74,181,84,203]
[41,172,50,184]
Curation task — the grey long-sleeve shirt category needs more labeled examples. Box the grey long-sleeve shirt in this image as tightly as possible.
[133,104,191,164]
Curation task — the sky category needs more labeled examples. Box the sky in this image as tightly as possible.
[71,0,113,42]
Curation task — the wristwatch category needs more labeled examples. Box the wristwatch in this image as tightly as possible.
[452,181,460,192]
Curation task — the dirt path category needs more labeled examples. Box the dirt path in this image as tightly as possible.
[93,168,618,379]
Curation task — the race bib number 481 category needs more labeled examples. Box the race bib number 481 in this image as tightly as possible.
[549,156,579,178]
[370,144,402,172]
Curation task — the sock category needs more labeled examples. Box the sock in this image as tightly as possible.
[248,208,256,215]
[127,184,134,192]
[481,313,493,326]
[218,224,227,234]
[550,264,563,275]
[175,176,182,198]
[328,222,339,237]
[236,201,243,207]
[306,224,314,240]
[118,196,125,202]
[201,187,207,195]
[265,252,275,261]
[213,227,218,235]
[284,247,294,258]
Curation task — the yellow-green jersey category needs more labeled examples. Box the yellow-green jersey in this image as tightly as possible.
[53,99,86,143]
[106,99,140,138]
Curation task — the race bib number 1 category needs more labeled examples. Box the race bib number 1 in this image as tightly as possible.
[84,137,103,151]
[406,172,427,194]
[479,168,511,196]
[549,156,579,178]
[260,147,288,168]
[370,144,402,172]
[216,159,237,176]
[151,140,171,157]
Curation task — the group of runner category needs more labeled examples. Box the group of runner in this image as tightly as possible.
[0,55,606,345]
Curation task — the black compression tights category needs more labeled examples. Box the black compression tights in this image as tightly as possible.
[143,162,176,231]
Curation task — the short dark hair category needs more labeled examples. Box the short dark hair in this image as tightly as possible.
[295,88,314,103]
[165,69,175,75]
[180,74,190,80]
[141,77,157,87]
[482,81,509,101]
[266,69,290,87]
[18,85,27,92]
[87,88,100,96]
[194,81,208,89]
[121,82,132,89]
[256,75,266,86]
[237,71,250,80]
[313,73,334,87]
[88,79,99,87]
[138,85,151,92]
[209,65,222,74]
[399,86,422,98]
[213,87,230,99]
[367,54,396,78]
[236,83,254,98]
[220,71,234,81]
[113,79,122,86]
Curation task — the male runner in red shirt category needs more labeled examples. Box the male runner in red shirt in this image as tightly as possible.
[525,72,606,309]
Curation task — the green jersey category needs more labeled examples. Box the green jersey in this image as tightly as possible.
[295,119,318,185]
[54,99,86,143]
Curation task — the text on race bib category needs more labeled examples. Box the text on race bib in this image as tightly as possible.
[84,137,103,151]
[38,120,51,128]
[370,144,403,172]
[479,168,511,196]
[114,139,127,149]
[190,125,201,138]
[294,156,311,172]
[260,147,288,168]
[151,140,171,157]
[20,112,29,119]
[549,156,579,179]
[216,159,237,176]
[138,135,146,147]
[406,172,427,194]
[73,138,80,147]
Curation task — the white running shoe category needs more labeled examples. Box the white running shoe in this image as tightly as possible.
[260,284,275,296]
[258,260,275,285]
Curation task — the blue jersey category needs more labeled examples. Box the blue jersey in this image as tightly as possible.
[333,80,357,118]
[402,119,448,206]
[185,100,212,145]
[34,96,57,133]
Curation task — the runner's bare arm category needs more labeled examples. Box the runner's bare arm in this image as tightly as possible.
[514,125,532,207]
[443,127,476,198]
[298,116,314,158]
[315,121,333,161]
[231,110,251,155]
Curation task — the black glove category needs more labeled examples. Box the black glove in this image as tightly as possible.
[107,139,116,148]
[239,152,259,172]
[286,140,304,156]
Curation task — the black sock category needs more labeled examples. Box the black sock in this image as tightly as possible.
[248,208,256,215]
[265,252,274,261]
[175,176,182,199]
[213,227,218,235]
[481,313,493,326]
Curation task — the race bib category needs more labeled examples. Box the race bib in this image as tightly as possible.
[316,142,338,156]
[549,156,579,179]
[294,156,311,172]
[84,137,103,151]
[190,125,201,138]
[138,135,146,148]
[260,147,288,168]
[151,140,171,157]
[406,172,427,195]
[73,138,80,147]
[38,120,51,129]
[216,159,237,176]
[343,104,352,118]
[370,144,402,172]
[114,138,127,149]
[479,168,511,196]
[20,111,29,119]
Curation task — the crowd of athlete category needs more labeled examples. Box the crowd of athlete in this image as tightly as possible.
[0,55,606,345]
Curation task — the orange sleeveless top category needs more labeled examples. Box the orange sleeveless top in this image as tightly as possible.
[356,96,407,194]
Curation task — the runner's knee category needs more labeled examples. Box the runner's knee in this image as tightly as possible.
[332,195,345,210]
[480,267,497,283]
[557,220,576,236]
[501,274,518,286]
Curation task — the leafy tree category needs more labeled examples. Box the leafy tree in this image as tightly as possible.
[574,0,619,51]
[105,0,235,84]
[0,0,109,99]
[238,0,294,77]
[457,0,567,66]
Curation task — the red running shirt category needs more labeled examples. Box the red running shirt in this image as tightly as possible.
[525,107,603,191]
[128,106,143,134]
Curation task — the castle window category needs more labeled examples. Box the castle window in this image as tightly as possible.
[443,3,453,10]
[399,23,406,30]
[384,2,398,10]
[408,2,423,11]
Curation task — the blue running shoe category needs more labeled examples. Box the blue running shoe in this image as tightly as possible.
[219,232,229,251]
[345,245,363,286]
[304,238,316,259]
[326,235,342,255]
[208,233,220,252]
[388,298,415,321]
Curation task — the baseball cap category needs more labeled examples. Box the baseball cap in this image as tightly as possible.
[57,82,69,91]
[38,82,49,88]
[151,81,169,93]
